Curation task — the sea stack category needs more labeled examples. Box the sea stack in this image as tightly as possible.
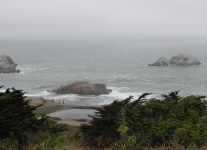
[149,54,201,66]
[52,81,112,95]
[0,55,20,73]
[148,57,169,66]
[169,54,201,65]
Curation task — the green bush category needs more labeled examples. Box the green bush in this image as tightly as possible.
[0,88,41,138]
[81,96,133,148]
[0,88,69,149]
[0,138,19,150]
[24,132,72,150]
[81,92,207,149]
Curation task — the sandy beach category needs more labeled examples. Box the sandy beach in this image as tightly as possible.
[28,96,101,127]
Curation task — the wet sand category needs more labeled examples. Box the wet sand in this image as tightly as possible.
[29,96,101,126]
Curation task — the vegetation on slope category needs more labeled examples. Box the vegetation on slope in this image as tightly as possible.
[0,88,70,149]
[81,92,207,149]
[1,87,207,149]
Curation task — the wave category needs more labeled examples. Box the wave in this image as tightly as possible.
[25,91,52,97]
[17,66,49,74]
[25,91,83,102]
[49,94,79,102]
[18,66,36,71]
[104,87,141,100]
[24,87,158,105]
[0,89,6,93]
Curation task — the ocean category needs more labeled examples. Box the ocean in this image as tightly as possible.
[1,37,207,105]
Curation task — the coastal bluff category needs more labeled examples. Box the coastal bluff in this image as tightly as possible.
[52,81,112,95]
[149,54,201,66]
[0,55,20,73]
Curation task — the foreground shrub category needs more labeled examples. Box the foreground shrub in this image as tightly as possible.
[23,132,72,150]
[0,88,69,149]
[81,92,207,149]
[0,132,73,150]
[0,138,19,150]
[0,88,40,139]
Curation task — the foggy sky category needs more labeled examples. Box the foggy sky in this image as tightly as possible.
[1,0,207,38]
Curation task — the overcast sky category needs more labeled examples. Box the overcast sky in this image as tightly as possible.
[1,0,207,39]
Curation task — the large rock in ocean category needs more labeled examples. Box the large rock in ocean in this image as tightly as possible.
[52,81,112,95]
[169,54,201,65]
[0,55,20,73]
[148,57,169,66]
[149,54,201,66]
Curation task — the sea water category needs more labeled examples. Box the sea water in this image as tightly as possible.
[1,37,207,105]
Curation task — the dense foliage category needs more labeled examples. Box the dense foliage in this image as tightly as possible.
[81,92,207,149]
[2,87,207,149]
[0,88,68,149]
[0,88,41,138]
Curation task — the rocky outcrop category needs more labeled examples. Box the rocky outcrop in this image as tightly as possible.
[0,55,20,73]
[148,57,169,66]
[169,54,201,65]
[52,81,112,95]
[149,54,201,66]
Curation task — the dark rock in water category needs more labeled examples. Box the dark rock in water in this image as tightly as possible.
[149,54,201,67]
[0,55,20,73]
[169,54,201,65]
[52,81,112,95]
[148,57,169,66]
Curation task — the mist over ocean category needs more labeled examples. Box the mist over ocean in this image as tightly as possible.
[1,37,207,105]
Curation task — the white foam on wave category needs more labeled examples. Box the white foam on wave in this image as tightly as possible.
[43,87,139,102]
[0,89,6,93]
[25,90,80,102]
[38,67,49,71]
[104,87,141,100]
[25,90,52,97]
[18,66,36,71]
[33,87,141,100]
[51,94,78,101]
[24,87,159,105]
[17,66,49,75]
